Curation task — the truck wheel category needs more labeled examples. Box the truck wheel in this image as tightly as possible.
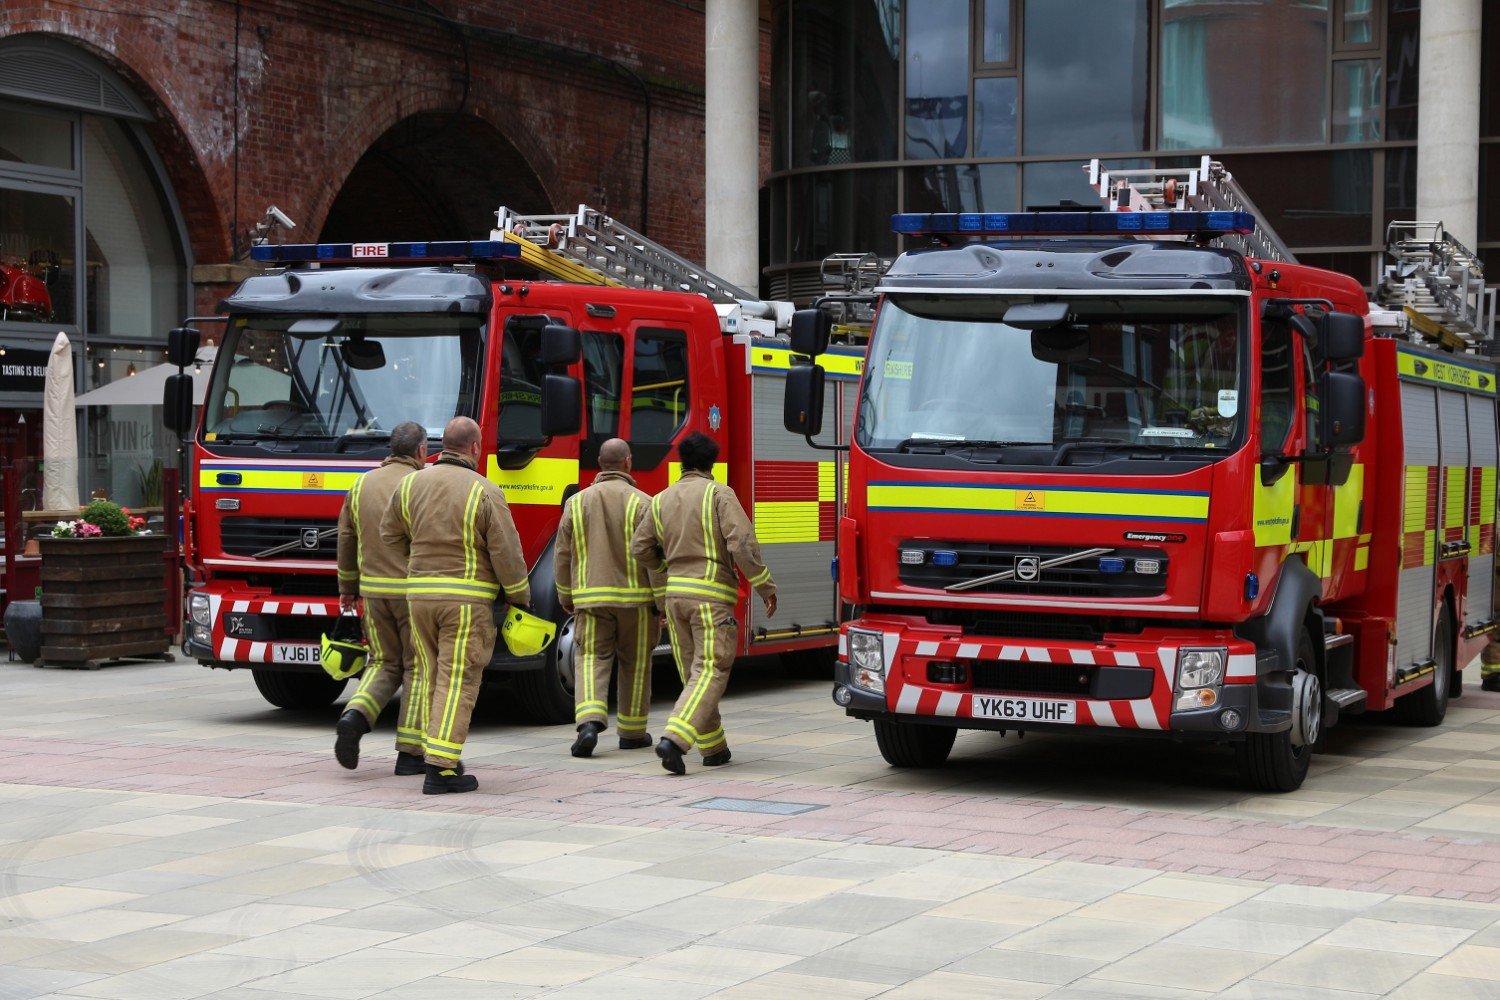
[782,646,836,679]
[873,719,956,768]
[1397,604,1453,727]
[252,669,346,710]
[513,617,575,725]
[1237,631,1317,793]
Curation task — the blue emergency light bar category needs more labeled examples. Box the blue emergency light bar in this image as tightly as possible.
[249,240,521,263]
[891,210,1256,238]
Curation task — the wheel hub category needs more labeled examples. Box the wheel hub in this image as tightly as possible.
[555,615,577,694]
[1289,669,1322,747]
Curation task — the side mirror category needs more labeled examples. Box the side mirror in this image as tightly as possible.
[1319,370,1366,449]
[340,339,385,370]
[167,327,201,368]
[541,324,581,367]
[1318,312,1365,362]
[784,364,826,437]
[789,309,832,358]
[164,373,194,435]
[540,373,582,437]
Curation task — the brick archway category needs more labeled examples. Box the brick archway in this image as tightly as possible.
[318,113,551,243]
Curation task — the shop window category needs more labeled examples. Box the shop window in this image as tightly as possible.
[82,345,176,508]
[905,0,970,159]
[1024,0,1147,155]
[0,187,75,325]
[1160,0,1328,149]
[0,104,74,172]
[83,118,185,341]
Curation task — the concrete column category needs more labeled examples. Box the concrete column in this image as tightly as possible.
[704,0,760,295]
[1416,0,1482,250]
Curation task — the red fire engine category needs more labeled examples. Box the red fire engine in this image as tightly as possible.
[786,159,1499,791]
[169,208,855,722]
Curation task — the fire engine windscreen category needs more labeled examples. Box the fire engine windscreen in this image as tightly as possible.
[855,296,1244,461]
[202,314,483,450]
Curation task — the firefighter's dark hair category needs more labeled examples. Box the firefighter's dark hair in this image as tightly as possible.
[389,421,426,458]
[677,432,719,473]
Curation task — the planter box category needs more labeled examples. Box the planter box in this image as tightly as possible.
[38,535,171,666]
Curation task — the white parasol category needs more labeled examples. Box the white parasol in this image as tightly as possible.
[42,331,79,510]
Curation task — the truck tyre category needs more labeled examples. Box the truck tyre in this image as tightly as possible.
[252,669,346,710]
[1237,631,1317,793]
[512,616,575,725]
[1397,604,1453,727]
[874,720,956,768]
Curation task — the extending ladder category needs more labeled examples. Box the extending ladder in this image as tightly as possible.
[493,205,756,305]
[1376,221,1496,351]
[1087,155,1296,264]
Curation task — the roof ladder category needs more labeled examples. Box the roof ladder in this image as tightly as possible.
[1376,221,1496,351]
[493,205,756,305]
[1087,155,1296,264]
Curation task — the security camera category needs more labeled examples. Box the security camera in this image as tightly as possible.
[264,206,297,231]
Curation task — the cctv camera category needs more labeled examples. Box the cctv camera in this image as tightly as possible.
[264,206,297,230]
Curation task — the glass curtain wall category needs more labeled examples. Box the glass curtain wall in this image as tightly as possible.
[769,0,1428,299]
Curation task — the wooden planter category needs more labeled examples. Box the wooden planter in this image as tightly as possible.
[38,535,172,668]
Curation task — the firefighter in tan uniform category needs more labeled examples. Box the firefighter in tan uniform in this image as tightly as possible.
[333,422,428,773]
[555,438,664,758]
[630,432,776,774]
[380,416,531,794]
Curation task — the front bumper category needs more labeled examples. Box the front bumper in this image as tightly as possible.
[833,617,1280,738]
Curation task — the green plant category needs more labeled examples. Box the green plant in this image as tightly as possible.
[136,459,164,507]
[80,499,132,537]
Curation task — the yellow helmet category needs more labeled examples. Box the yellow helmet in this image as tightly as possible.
[502,606,556,657]
[320,614,368,681]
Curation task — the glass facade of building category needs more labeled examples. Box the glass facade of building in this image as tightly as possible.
[767,0,1485,302]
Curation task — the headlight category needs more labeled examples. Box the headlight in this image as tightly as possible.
[848,629,886,695]
[1178,648,1226,689]
[189,593,211,626]
[190,624,211,646]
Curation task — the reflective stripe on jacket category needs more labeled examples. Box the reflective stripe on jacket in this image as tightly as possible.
[555,470,664,609]
[336,454,423,598]
[630,469,775,604]
[378,450,531,606]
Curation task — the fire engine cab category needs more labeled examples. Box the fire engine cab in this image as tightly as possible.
[169,208,856,722]
[786,158,1499,791]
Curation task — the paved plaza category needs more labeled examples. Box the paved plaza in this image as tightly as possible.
[3,656,1500,998]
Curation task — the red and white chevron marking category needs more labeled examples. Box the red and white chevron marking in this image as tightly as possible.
[210,594,339,663]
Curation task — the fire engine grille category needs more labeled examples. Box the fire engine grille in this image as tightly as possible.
[244,574,340,597]
[899,542,1168,598]
[970,661,1092,696]
[220,518,339,560]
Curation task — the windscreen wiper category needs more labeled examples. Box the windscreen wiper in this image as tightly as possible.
[894,438,1049,453]
[335,429,392,452]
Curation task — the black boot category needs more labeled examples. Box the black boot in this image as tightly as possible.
[394,751,425,776]
[334,710,370,770]
[1483,673,1500,692]
[656,737,686,775]
[702,748,732,767]
[422,763,478,795]
[571,721,605,758]
[619,732,653,750]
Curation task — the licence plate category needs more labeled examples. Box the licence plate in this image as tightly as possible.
[971,694,1075,724]
[272,643,320,664]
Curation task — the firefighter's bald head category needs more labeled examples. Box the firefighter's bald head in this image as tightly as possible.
[598,438,632,472]
[443,416,481,456]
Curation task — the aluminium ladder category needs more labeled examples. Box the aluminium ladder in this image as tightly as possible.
[1087,155,1296,264]
[1375,221,1496,351]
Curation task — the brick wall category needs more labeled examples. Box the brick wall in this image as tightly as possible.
[1,1,773,314]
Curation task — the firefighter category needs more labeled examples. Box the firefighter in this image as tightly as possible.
[630,431,775,775]
[379,416,531,794]
[555,438,664,757]
[333,421,428,773]
[1482,637,1500,692]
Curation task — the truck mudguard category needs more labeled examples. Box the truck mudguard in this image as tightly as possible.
[1235,555,1323,713]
